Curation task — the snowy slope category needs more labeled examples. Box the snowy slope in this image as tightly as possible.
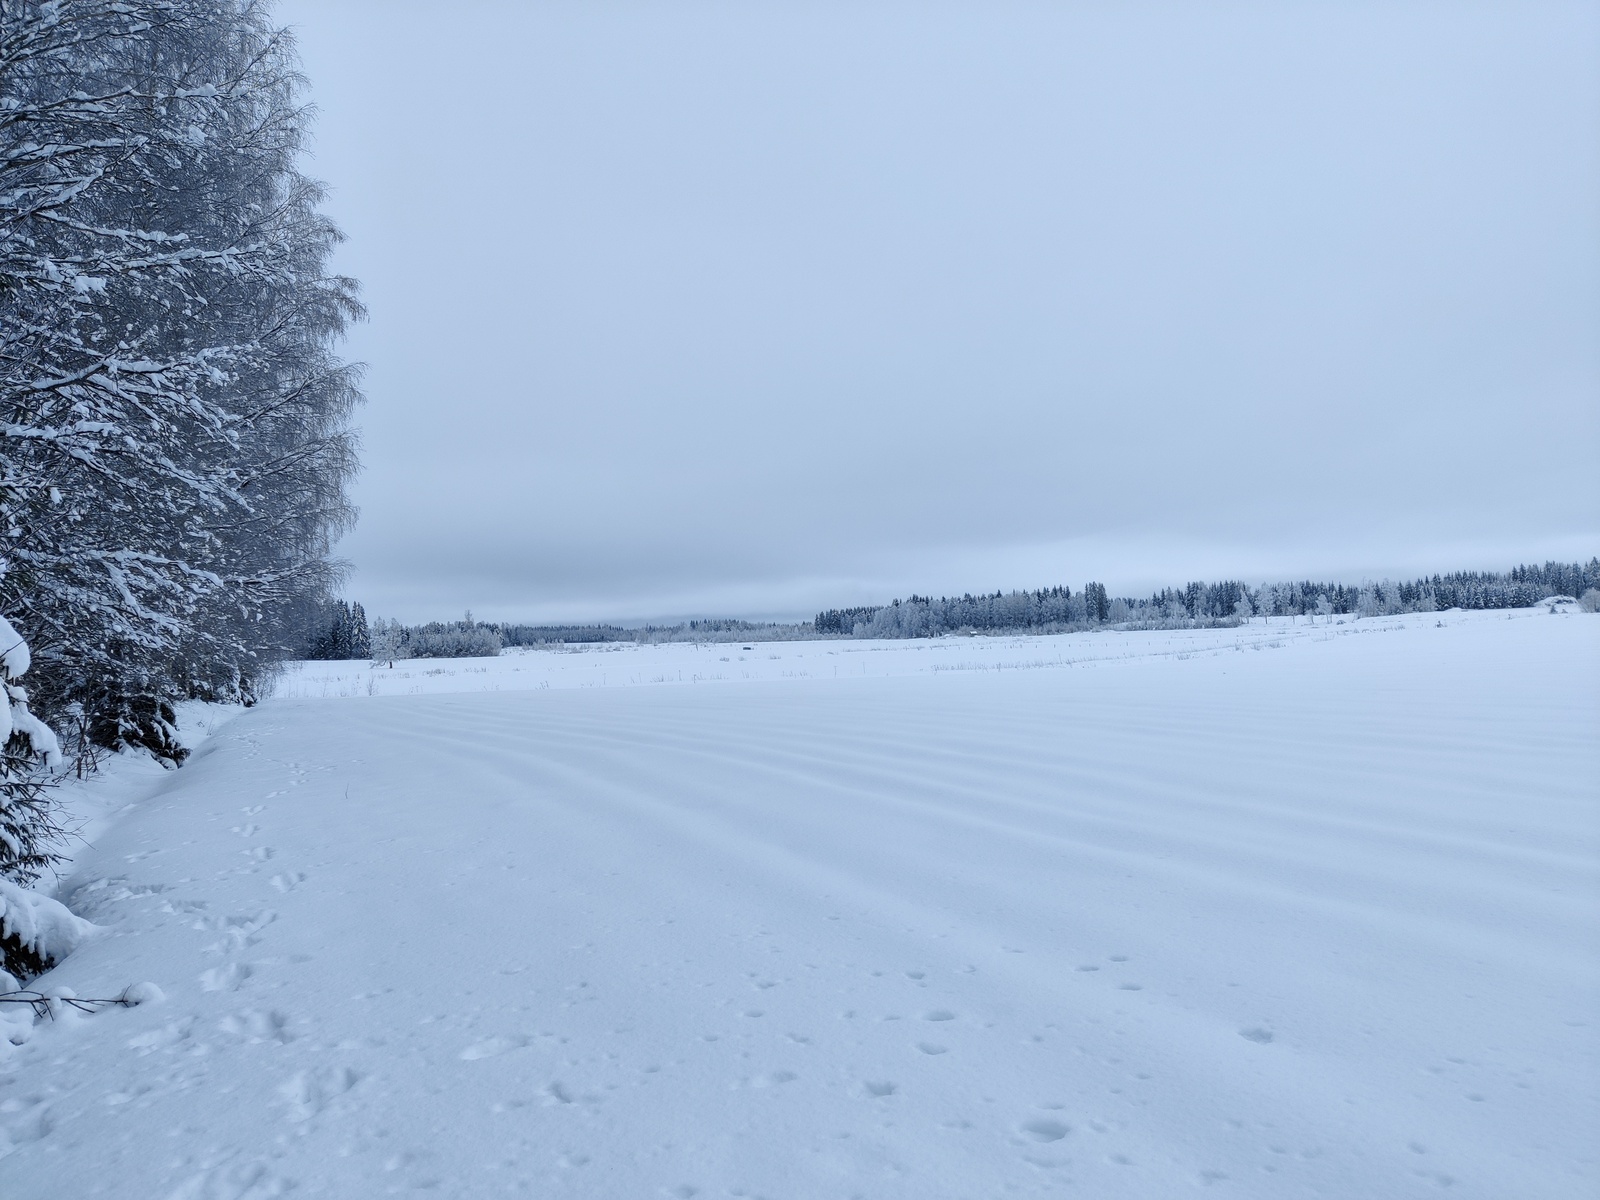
[1,610,1596,1198]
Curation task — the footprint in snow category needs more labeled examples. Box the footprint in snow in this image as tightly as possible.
[863,1080,898,1098]
[126,1019,193,1053]
[922,1010,957,1022]
[279,1066,361,1122]
[1019,1118,1070,1143]
[742,1071,798,1088]
[1239,1028,1274,1044]
[166,1161,292,1200]
[198,962,252,992]
[218,1009,294,1044]
[460,1035,529,1060]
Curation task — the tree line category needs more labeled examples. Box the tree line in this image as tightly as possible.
[816,559,1600,639]
[350,615,818,660]
[339,558,1599,665]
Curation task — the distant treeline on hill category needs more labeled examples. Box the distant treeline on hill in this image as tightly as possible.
[318,558,1598,660]
[819,559,1600,639]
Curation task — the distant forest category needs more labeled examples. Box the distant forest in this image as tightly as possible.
[317,559,1599,660]
[818,559,1600,639]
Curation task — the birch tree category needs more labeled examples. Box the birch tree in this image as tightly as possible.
[0,0,361,761]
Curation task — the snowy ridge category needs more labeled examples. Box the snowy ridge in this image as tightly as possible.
[0,607,1594,1197]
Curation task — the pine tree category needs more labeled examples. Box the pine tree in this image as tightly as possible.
[350,602,371,659]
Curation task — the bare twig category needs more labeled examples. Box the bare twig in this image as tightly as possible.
[0,986,147,1018]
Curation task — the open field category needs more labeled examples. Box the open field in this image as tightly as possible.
[2,608,1596,1197]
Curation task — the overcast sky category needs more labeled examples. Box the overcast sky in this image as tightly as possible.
[276,0,1599,624]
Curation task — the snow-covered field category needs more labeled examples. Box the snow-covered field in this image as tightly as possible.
[2,609,1596,1198]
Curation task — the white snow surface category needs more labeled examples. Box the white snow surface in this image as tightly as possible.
[1,610,1596,1197]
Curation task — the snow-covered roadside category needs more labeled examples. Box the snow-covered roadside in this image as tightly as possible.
[0,609,1594,1197]
[48,701,248,881]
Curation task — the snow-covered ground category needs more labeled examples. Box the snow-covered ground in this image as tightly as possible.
[2,609,1596,1198]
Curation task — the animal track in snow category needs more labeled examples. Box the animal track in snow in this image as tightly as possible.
[166,1160,293,1200]
[916,1042,948,1055]
[862,1080,898,1098]
[922,1010,956,1022]
[202,911,276,955]
[1239,1028,1274,1044]
[1020,1118,1070,1143]
[460,1035,530,1060]
[742,1071,798,1088]
[218,1009,295,1044]
[0,1095,54,1146]
[279,1065,362,1122]
[199,962,253,992]
[270,871,308,893]
[126,1019,193,1054]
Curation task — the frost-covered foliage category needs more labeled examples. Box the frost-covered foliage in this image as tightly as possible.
[811,608,877,637]
[0,876,91,980]
[359,559,1600,659]
[1581,589,1600,614]
[0,0,361,763]
[304,600,370,660]
[1253,560,1600,620]
[0,610,75,978]
[0,613,62,888]
[373,615,501,660]
[818,559,1600,640]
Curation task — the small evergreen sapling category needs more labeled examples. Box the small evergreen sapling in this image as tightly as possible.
[0,614,85,981]
[0,614,63,886]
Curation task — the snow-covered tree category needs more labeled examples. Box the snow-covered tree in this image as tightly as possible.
[0,0,362,761]
[0,610,91,982]
[1083,582,1109,623]
[0,613,61,886]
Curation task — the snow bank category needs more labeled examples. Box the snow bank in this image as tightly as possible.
[0,878,92,975]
